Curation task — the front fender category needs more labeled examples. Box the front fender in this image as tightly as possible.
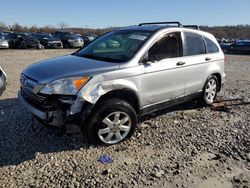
[78,79,141,105]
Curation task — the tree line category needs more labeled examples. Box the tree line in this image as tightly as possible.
[1,21,250,39]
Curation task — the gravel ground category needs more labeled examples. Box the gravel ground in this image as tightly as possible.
[0,50,249,188]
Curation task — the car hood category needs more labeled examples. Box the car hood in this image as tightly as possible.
[23,55,119,84]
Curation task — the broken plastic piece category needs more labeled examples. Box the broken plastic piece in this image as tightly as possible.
[98,155,114,164]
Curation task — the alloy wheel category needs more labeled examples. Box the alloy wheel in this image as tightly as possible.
[98,111,132,144]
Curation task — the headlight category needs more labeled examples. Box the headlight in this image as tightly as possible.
[40,76,90,95]
[68,39,74,43]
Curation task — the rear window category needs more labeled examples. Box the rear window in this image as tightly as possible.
[183,32,206,56]
[204,37,219,53]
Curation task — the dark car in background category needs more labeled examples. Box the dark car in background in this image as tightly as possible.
[0,67,7,96]
[5,33,44,49]
[221,41,250,54]
[34,33,63,49]
[54,31,84,48]
[82,34,97,46]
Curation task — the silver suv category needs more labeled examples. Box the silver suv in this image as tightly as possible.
[19,22,225,145]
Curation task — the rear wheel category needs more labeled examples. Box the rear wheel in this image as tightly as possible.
[202,75,219,105]
[64,42,69,48]
[85,99,137,145]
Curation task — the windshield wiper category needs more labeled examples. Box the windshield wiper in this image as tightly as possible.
[81,54,121,63]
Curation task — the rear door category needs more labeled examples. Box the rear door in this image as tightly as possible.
[230,42,247,53]
[141,32,186,107]
[180,32,211,95]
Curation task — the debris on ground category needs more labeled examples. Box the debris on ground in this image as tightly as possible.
[211,98,250,111]
[98,155,114,164]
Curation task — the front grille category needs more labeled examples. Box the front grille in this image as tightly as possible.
[21,87,46,105]
[20,74,47,106]
[20,74,38,90]
[52,42,62,48]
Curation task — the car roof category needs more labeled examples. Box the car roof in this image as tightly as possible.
[116,24,216,42]
[117,24,204,34]
[117,25,173,32]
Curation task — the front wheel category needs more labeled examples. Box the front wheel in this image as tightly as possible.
[85,99,137,145]
[202,75,219,105]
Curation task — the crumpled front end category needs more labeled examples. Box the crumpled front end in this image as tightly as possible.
[18,74,93,133]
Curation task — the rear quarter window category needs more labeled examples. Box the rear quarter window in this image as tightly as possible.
[183,32,206,56]
[204,37,219,53]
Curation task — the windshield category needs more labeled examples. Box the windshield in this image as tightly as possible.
[76,30,152,62]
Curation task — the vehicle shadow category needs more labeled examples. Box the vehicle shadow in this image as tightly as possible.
[0,98,90,167]
[0,97,204,167]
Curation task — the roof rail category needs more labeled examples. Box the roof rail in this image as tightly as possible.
[183,25,200,30]
[139,22,182,27]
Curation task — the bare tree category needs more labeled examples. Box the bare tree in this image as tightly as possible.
[58,22,68,30]
[0,21,7,30]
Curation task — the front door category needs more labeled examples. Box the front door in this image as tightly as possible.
[141,32,186,107]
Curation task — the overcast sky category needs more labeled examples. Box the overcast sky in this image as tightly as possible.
[1,0,250,28]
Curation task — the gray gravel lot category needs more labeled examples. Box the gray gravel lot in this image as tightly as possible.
[0,50,249,188]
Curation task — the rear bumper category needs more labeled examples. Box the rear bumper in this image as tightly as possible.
[47,42,63,49]
[0,84,6,96]
[69,41,84,48]
[222,73,226,85]
[0,68,7,96]
[0,44,9,49]
[220,73,226,90]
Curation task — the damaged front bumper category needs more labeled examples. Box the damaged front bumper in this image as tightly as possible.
[0,67,7,96]
[18,90,93,133]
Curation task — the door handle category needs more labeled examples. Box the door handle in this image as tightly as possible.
[176,61,186,66]
[205,57,211,61]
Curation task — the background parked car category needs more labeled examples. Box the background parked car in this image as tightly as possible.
[54,31,84,48]
[221,41,250,54]
[34,33,63,49]
[0,67,7,96]
[82,34,97,46]
[5,33,44,49]
[0,36,9,49]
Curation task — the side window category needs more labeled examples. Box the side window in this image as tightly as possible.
[184,32,206,56]
[204,37,219,53]
[148,32,182,62]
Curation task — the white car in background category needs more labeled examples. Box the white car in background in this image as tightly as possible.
[0,36,9,49]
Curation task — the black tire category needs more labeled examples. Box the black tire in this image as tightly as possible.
[201,75,219,105]
[84,99,137,145]
[64,42,69,48]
